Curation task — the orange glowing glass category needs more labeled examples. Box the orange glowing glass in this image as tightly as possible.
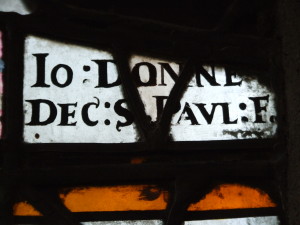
[13,202,42,216]
[188,184,276,211]
[130,157,146,164]
[59,185,168,212]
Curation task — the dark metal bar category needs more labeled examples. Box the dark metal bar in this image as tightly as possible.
[0,160,277,186]
[20,138,277,154]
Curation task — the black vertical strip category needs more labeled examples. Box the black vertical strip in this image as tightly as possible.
[5,14,24,144]
[113,50,152,142]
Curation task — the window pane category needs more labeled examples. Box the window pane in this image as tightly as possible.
[188,184,276,211]
[13,201,42,216]
[59,185,169,212]
[185,216,279,225]
[171,66,277,141]
[23,36,140,143]
[83,220,163,225]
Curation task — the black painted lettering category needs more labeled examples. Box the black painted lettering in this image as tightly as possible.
[194,103,218,124]
[31,53,50,87]
[51,64,73,88]
[158,63,181,86]
[224,68,242,86]
[132,62,157,87]
[153,96,181,121]
[25,99,57,125]
[218,103,238,124]
[92,60,121,88]
[195,65,221,87]
[248,95,269,123]
[58,103,77,126]
[177,103,199,125]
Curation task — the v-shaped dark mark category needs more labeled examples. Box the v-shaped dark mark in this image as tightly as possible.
[153,58,196,146]
[113,50,153,144]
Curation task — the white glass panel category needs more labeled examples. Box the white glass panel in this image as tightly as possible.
[83,220,163,225]
[23,36,139,143]
[185,216,279,225]
[171,67,277,141]
[16,221,162,225]
[130,55,181,122]
[0,0,32,15]
[130,55,277,141]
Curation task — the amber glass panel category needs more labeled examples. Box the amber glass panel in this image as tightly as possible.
[188,184,276,211]
[129,55,181,122]
[131,157,146,164]
[13,202,42,216]
[170,66,277,141]
[59,185,168,212]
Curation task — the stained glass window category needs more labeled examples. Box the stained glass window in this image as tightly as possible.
[0,1,285,225]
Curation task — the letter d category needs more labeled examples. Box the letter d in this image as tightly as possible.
[25,99,57,125]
